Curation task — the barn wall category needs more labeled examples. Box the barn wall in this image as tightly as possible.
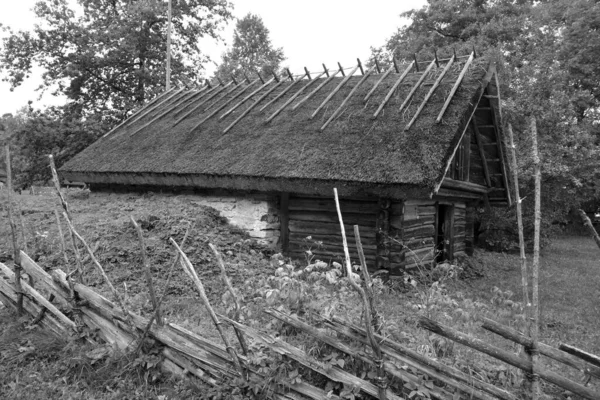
[286,195,379,267]
[453,202,467,257]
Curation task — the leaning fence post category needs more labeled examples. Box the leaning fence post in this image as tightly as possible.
[209,243,249,355]
[334,188,387,400]
[4,143,23,315]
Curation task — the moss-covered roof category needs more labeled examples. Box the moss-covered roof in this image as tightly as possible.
[60,55,497,197]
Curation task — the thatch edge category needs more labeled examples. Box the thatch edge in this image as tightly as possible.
[59,170,430,200]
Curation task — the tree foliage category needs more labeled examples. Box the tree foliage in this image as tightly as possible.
[1,0,233,122]
[372,0,600,246]
[215,13,285,82]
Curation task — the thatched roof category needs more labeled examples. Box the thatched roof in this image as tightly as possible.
[60,53,508,200]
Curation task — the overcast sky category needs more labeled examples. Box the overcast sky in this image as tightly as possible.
[0,0,426,116]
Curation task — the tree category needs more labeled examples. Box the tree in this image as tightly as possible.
[215,13,285,82]
[371,0,600,247]
[0,0,233,122]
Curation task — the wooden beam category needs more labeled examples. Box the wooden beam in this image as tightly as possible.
[304,66,312,80]
[487,88,512,206]
[101,87,180,139]
[172,82,234,127]
[441,178,489,194]
[292,68,342,111]
[432,64,497,195]
[131,89,204,133]
[266,71,326,123]
[223,75,288,133]
[471,119,492,187]
[398,59,436,115]
[436,52,474,123]
[374,58,381,74]
[172,84,221,117]
[363,62,395,103]
[187,80,259,133]
[259,72,305,112]
[404,55,455,131]
[357,58,365,75]
[310,63,360,119]
[220,77,276,120]
[337,62,345,77]
[127,89,190,136]
[320,65,376,131]
[280,193,290,253]
[372,61,414,119]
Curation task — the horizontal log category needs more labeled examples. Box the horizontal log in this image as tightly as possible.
[288,198,378,214]
[404,206,436,220]
[419,316,600,400]
[289,210,375,226]
[404,199,436,207]
[0,262,76,330]
[221,315,403,400]
[325,316,516,400]
[436,188,482,200]
[266,309,456,400]
[288,220,376,238]
[289,232,378,248]
[481,318,600,380]
[559,344,600,369]
[20,251,71,307]
[402,215,436,230]
[403,225,435,238]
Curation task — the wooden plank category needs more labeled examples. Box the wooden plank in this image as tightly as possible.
[266,71,326,123]
[436,52,474,123]
[292,69,342,111]
[405,55,455,131]
[403,224,435,239]
[311,64,360,119]
[372,61,414,119]
[321,65,375,131]
[363,63,395,103]
[171,86,215,117]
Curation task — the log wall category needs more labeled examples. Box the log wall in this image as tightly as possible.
[453,202,467,258]
[287,195,379,267]
[392,200,437,271]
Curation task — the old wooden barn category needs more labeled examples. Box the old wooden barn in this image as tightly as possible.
[60,52,511,275]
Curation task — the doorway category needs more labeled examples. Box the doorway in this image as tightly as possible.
[435,204,454,263]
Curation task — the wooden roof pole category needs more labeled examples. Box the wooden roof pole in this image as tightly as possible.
[363,63,395,103]
[220,76,277,120]
[266,70,326,123]
[133,89,204,131]
[259,71,307,112]
[321,64,376,131]
[310,63,360,119]
[172,81,235,127]
[187,79,261,133]
[436,52,474,123]
[223,73,290,134]
[126,88,189,136]
[372,61,415,119]
[292,67,342,111]
[101,87,180,138]
[171,83,223,117]
[404,55,456,131]
[471,119,493,187]
[397,58,436,114]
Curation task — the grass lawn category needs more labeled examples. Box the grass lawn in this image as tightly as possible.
[0,190,599,399]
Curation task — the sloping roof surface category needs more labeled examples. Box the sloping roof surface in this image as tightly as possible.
[60,55,494,195]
